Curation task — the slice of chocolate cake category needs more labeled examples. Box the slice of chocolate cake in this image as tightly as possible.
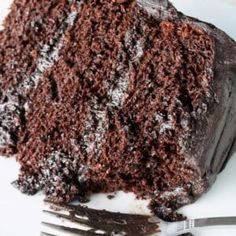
[1,0,236,221]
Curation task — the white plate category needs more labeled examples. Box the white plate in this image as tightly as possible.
[0,1,236,235]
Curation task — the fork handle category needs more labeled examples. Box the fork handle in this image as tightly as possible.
[162,217,236,236]
[190,217,236,228]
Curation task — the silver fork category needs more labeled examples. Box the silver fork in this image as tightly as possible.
[41,201,236,236]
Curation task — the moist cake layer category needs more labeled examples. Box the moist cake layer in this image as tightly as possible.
[0,0,77,155]
[1,0,236,221]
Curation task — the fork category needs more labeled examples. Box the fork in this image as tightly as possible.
[41,201,236,236]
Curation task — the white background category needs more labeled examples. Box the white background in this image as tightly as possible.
[0,0,236,235]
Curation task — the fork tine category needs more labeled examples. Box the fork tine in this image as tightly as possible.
[42,221,105,236]
[43,208,128,235]
[45,200,154,224]
[43,205,160,235]
[43,202,161,236]
[41,232,58,236]
[43,209,93,229]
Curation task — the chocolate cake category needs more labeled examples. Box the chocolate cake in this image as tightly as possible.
[1,0,236,221]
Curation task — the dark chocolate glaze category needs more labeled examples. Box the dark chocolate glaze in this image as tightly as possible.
[147,0,236,221]
[182,13,236,197]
